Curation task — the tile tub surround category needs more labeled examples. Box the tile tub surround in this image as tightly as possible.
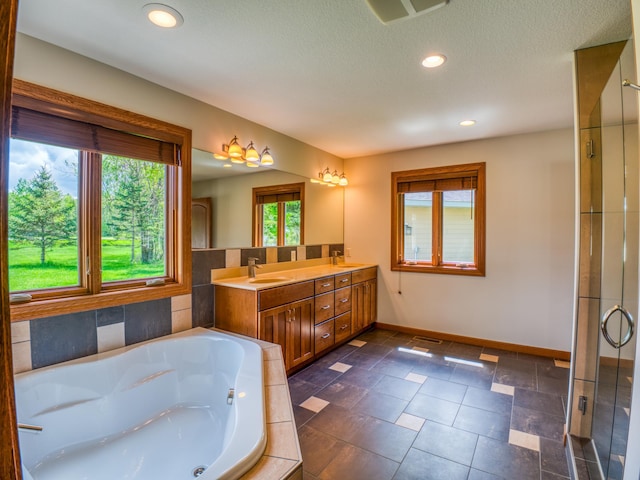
[290,329,571,480]
[212,329,303,480]
[11,294,193,373]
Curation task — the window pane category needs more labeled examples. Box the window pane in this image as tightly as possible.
[102,155,166,282]
[442,190,475,264]
[284,200,301,246]
[262,202,278,246]
[8,139,80,291]
[404,192,432,262]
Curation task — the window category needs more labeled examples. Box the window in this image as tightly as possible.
[391,162,485,276]
[8,80,191,321]
[253,183,304,246]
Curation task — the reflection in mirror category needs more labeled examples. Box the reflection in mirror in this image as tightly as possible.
[191,148,344,248]
[191,198,212,249]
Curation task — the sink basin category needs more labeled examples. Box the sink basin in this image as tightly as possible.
[335,264,362,268]
[249,277,291,284]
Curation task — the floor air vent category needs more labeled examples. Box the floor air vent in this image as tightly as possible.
[412,336,443,344]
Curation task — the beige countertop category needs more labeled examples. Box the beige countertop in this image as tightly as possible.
[211,262,377,291]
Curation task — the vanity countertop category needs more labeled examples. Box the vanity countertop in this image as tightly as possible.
[212,263,376,291]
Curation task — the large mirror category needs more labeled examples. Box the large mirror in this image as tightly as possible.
[191,148,344,249]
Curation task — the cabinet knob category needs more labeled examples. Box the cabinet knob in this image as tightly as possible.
[340,298,348,303]
[340,324,348,330]
[321,333,331,339]
[340,278,348,283]
[321,305,331,310]
[322,283,331,287]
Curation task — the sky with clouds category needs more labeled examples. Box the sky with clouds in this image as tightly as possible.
[9,138,78,197]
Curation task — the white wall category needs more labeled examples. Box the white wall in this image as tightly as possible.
[344,128,575,351]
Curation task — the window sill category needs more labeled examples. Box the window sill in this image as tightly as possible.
[391,263,485,277]
[10,282,191,322]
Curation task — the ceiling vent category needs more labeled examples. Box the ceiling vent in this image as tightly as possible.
[366,0,449,24]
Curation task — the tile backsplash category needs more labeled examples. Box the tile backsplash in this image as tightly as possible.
[11,243,342,374]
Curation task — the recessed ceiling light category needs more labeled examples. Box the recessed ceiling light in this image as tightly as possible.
[459,120,476,127]
[422,54,446,68]
[143,4,184,28]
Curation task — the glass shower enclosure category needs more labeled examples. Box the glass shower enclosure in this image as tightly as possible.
[570,39,637,480]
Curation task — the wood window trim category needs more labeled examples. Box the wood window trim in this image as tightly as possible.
[9,80,192,322]
[1,1,22,478]
[252,182,305,247]
[391,162,486,276]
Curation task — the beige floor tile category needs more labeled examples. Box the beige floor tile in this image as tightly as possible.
[508,429,540,452]
[491,382,515,396]
[329,362,352,373]
[300,396,330,413]
[480,353,499,363]
[405,372,427,384]
[395,413,425,432]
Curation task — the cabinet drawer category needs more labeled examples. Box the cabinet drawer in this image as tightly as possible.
[315,319,335,354]
[315,276,335,294]
[334,312,352,343]
[352,267,376,284]
[315,291,335,324]
[258,280,314,311]
[335,272,351,288]
[334,286,351,315]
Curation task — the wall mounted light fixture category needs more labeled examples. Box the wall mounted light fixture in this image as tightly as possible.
[311,167,348,187]
[213,136,275,168]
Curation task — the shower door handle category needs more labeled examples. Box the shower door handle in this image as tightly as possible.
[601,304,635,349]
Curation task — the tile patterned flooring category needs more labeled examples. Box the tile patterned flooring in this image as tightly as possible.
[288,328,571,480]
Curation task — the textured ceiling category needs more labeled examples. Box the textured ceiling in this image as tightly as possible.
[16,0,632,159]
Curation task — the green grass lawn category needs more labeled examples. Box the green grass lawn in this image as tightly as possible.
[9,240,164,292]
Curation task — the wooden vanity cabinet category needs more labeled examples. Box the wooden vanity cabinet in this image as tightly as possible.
[214,266,377,374]
[351,267,377,333]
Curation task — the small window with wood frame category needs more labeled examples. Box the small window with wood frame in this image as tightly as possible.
[8,80,192,321]
[391,162,485,276]
[253,182,304,247]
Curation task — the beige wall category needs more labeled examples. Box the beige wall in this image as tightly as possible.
[13,34,343,180]
[344,128,575,351]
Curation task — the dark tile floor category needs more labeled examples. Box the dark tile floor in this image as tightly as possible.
[288,328,571,480]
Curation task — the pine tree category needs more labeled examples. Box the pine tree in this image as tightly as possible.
[8,166,77,264]
[103,156,165,264]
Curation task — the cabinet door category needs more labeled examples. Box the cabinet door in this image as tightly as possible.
[352,283,366,334]
[363,279,377,327]
[352,280,377,333]
[287,299,315,370]
[260,299,314,371]
[259,304,289,357]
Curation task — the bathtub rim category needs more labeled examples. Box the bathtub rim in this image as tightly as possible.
[14,327,267,480]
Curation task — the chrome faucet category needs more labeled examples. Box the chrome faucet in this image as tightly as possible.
[248,257,262,278]
[332,250,342,265]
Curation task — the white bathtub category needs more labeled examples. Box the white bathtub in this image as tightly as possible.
[14,327,266,480]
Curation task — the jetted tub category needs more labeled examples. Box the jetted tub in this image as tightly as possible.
[14,327,266,480]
